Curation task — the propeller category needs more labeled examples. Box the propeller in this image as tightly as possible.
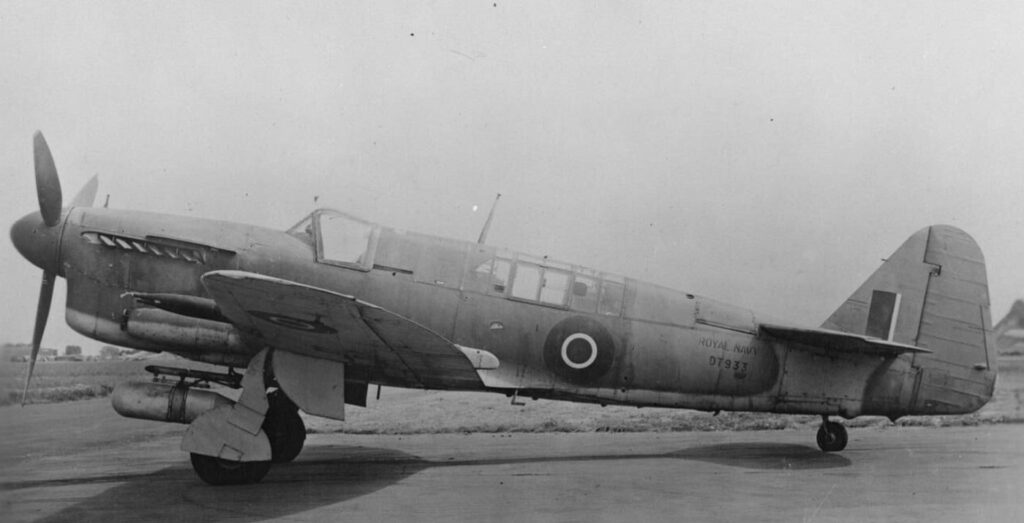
[20,132,95,405]
[23,272,56,406]
[71,175,99,208]
[33,132,62,226]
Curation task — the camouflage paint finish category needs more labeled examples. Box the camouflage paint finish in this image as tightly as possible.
[48,207,995,420]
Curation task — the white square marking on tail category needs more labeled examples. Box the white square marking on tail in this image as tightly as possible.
[887,292,902,341]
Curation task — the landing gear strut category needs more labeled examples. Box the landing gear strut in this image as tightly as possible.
[816,416,848,452]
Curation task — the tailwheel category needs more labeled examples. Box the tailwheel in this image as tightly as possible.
[190,453,271,485]
[264,391,306,463]
[816,417,848,452]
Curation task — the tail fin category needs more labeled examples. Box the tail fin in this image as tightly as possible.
[822,225,996,413]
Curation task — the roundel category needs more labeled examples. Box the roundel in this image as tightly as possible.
[543,316,616,384]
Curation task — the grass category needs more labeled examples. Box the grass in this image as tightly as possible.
[0,358,221,407]
[0,360,152,406]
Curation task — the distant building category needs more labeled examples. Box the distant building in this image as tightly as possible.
[994,300,1024,355]
[100,345,123,359]
[1,343,58,361]
[0,343,31,360]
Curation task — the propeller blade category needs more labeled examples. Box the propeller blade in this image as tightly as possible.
[21,270,56,406]
[33,131,63,226]
[70,175,99,208]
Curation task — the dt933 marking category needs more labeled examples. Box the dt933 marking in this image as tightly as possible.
[709,355,749,377]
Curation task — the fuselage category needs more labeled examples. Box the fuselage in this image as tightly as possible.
[14,205,994,420]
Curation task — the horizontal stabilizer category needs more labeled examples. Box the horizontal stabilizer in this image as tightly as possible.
[760,323,932,357]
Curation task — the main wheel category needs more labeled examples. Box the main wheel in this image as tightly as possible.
[264,393,306,463]
[190,453,271,485]
[816,420,848,452]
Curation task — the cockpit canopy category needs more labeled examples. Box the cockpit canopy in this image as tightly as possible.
[286,208,628,318]
[288,209,377,269]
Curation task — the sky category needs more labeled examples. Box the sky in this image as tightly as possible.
[1,1,1022,353]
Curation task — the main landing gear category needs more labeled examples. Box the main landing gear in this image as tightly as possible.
[816,416,848,452]
[181,350,309,485]
[188,394,307,485]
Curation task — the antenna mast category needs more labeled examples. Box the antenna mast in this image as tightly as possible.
[477,193,501,244]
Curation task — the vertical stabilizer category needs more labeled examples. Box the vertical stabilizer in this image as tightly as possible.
[822,225,995,413]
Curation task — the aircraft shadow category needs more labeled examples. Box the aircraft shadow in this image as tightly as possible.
[20,441,847,522]
[667,442,851,470]
[422,442,850,472]
[20,446,427,523]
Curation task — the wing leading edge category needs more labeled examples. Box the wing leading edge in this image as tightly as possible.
[759,323,932,357]
[201,270,485,390]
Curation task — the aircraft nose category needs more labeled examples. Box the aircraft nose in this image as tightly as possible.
[10,210,62,274]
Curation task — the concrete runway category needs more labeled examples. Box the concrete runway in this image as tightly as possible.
[1,399,1022,522]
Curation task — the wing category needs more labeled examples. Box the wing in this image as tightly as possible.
[201,270,483,390]
[759,323,932,357]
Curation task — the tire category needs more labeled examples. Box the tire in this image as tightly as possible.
[264,393,306,463]
[190,453,271,485]
[816,421,848,452]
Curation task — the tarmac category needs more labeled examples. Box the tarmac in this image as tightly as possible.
[1,398,1022,522]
